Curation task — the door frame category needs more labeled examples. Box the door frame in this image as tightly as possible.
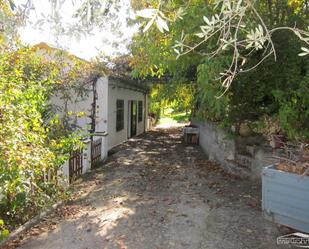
[127,101,131,138]
[128,100,137,138]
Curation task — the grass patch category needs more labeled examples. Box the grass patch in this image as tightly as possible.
[159,111,190,125]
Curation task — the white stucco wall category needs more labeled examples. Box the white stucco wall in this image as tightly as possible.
[49,75,148,181]
[50,77,110,180]
[49,87,93,133]
[49,77,109,136]
[106,79,148,150]
[94,77,109,159]
[35,45,111,182]
[82,139,92,173]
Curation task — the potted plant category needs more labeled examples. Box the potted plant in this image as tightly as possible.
[262,143,309,232]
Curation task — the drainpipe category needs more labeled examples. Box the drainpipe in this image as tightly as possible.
[89,76,99,163]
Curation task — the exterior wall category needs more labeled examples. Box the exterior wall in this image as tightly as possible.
[61,160,70,182]
[193,121,274,180]
[35,44,150,181]
[95,77,109,159]
[106,79,147,150]
[49,75,148,181]
[50,77,108,134]
[50,77,110,180]
[49,89,93,132]
[82,139,92,173]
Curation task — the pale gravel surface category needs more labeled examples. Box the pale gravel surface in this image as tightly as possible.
[5,126,289,249]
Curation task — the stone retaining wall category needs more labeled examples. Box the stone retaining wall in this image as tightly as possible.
[193,121,275,180]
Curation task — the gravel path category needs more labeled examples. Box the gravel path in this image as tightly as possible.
[6,126,287,249]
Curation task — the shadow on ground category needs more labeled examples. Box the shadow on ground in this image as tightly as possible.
[5,127,289,249]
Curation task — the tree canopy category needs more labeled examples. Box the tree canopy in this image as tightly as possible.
[131,0,309,141]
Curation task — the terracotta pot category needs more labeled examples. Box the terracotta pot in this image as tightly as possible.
[239,123,252,137]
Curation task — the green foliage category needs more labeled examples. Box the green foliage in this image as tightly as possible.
[195,31,309,141]
[0,219,9,241]
[273,79,309,141]
[159,111,190,125]
[170,112,190,123]
[0,4,104,233]
[132,0,309,142]
[195,58,230,122]
[131,0,209,80]
[148,82,195,121]
[0,1,21,49]
[0,47,87,231]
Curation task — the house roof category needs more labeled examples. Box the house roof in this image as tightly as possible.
[32,42,89,63]
[109,76,149,93]
[106,55,149,93]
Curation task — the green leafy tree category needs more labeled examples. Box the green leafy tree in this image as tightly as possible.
[149,81,195,121]
[132,0,309,141]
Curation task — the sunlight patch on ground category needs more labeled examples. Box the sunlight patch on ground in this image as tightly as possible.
[156,111,190,129]
[156,117,188,129]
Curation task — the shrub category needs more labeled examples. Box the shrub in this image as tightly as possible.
[0,48,85,228]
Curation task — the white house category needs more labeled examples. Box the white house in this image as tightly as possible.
[55,75,149,183]
[34,43,149,183]
[65,75,149,182]
[107,77,149,149]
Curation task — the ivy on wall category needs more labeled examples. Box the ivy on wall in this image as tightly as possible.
[0,46,98,235]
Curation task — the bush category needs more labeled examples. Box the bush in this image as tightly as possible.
[0,220,9,241]
[0,48,84,227]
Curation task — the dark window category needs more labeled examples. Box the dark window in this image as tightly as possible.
[116,100,124,131]
[138,101,143,122]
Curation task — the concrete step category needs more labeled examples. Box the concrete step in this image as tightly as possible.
[225,160,251,179]
[235,153,253,169]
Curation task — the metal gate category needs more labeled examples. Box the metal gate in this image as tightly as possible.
[91,138,102,166]
[69,150,83,183]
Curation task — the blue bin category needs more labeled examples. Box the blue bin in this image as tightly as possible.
[262,165,309,233]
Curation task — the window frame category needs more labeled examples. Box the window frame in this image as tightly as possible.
[116,99,124,132]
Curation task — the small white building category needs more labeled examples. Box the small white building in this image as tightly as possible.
[56,75,149,182]
[34,43,149,182]
[106,77,149,149]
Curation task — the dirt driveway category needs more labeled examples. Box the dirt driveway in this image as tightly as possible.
[8,126,287,249]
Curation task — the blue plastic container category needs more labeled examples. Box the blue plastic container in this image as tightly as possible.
[262,165,309,233]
